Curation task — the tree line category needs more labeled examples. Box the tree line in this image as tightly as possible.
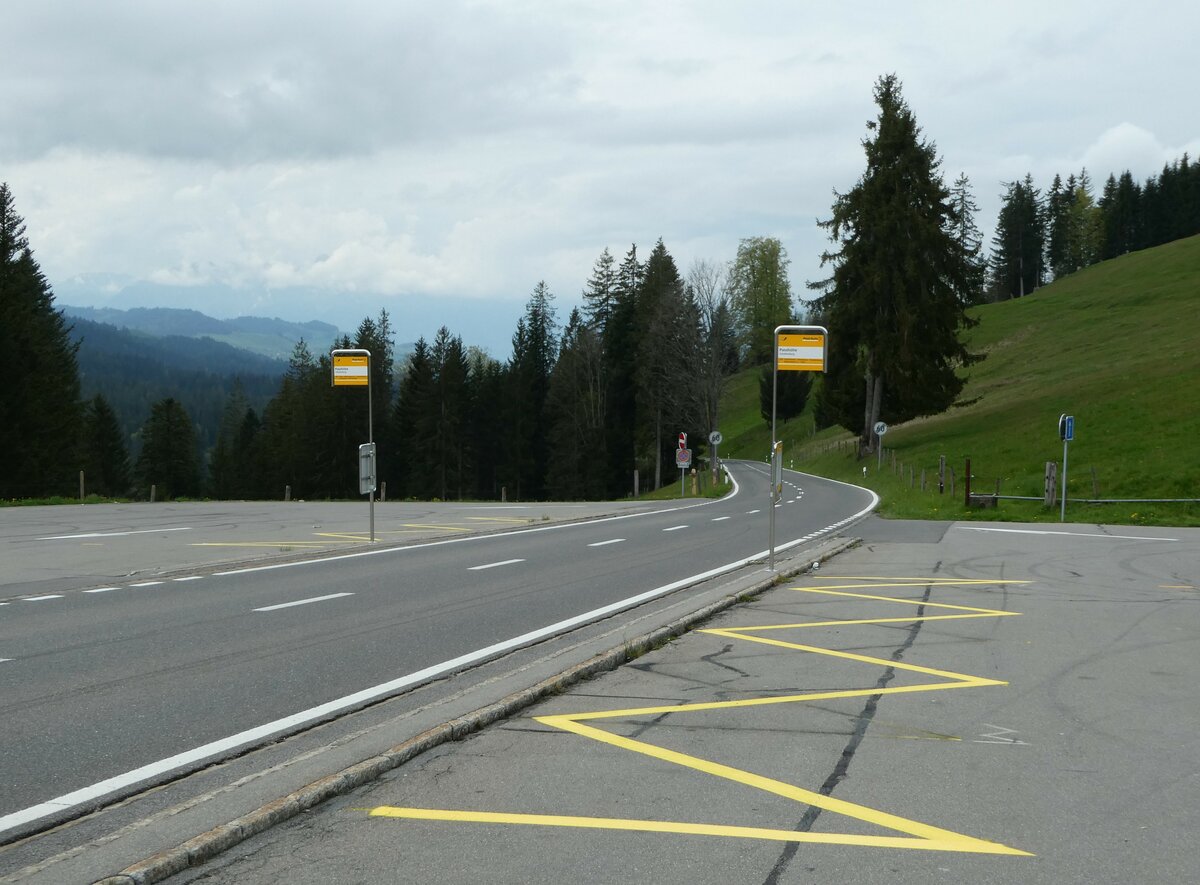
[988,154,1200,300]
[2,177,799,501]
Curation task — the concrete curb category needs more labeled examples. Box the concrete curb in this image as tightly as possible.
[94,537,857,885]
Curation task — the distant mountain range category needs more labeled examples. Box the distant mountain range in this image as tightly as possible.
[62,305,343,361]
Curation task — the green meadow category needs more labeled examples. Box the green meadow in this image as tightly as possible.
[720,235,1200,527]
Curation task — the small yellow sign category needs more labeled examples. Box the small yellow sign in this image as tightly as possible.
[332,354,370,386]
[777,333,825,371]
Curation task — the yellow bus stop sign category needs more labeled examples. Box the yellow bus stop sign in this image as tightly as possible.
[777,332,826,371]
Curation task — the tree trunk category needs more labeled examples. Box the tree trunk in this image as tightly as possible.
[862,371,883,455]
[654,409,662,491]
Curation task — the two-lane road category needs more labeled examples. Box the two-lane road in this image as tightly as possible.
[0,461,876,839]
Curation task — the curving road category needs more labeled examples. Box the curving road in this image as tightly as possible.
[0,461,876,839]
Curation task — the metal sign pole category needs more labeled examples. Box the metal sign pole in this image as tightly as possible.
[1060,438,1068,523]
[769,337,779,572]
[332,348,375,542]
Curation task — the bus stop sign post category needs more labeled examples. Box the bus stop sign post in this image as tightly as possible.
[332,348,375,542]
[1058,414,1074,522]
[770,325,828,571]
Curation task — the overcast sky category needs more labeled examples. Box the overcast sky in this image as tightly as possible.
[5,1,1197,354]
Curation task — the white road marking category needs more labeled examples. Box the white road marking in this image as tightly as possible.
[35,527,193,541]
[83,587,119,594]
[956,526,1177,542]
[468,559,525,571]
[22,595,62,602]
[129,581,164,588]
[711,516,731,522]
[0,465,876,839]
[173,576,203,582]
[587,539,625,547]
[0,658,12,663]
[253,593,354,613]
[663,525,688,532]
[746,509,760,514]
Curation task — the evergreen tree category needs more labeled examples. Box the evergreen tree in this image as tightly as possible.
[1045,173,1071,278]
[504,283,558,499]
[80,394,131,497]
[581,247,617,334]
[728,236,793,365]
[0,183,84,498]
[989,175,1045,298]
[759,365,811,427]
[546,308,608,500]
[136,397,201,499]
[811,74,979,452]
[1064,168,1103,273]
[948,173,987,306]
[428,327,471,500]
[602,245,642,496]
[392,338,435,498]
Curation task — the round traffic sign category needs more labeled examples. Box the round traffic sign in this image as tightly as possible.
[708,430,723,445]
[873,421,888,436]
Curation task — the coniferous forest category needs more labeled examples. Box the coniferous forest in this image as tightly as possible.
[2,76,1198,502]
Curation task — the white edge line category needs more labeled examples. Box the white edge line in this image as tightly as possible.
[253,592,354,612]
[0,463,877,838]
[83,587,119,594]
[955,526,1178,542]
[467,559,525,571]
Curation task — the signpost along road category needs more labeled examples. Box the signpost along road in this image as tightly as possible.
[331,348,375,542]
[770,325,828,570]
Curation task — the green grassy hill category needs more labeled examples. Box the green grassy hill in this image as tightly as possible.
[720,234,1200,526]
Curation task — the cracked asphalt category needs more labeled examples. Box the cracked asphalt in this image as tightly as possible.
[169,518,1200,885]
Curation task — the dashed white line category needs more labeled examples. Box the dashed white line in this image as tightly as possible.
[173,576,203,582]
[587,539,625,547]
[253,592,354,612]
[0,658,12,664]
[746,509,760,515]
[22,595,62,602]
[468,558,526,571]
[712,516,731,522]
[83,587,119,594]
[128,581,164,588]
[663,525,688,532]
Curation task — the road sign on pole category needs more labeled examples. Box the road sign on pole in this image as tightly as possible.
[1058,414,1074,522]
[770,325,828,571]
[332,348,375,542]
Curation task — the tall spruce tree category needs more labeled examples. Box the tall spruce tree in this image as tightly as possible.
[0,183,84,498]
[989,175,1045,298]
[948,173,987,306]
[602,245,642,496]
[136,398,201,499]
[811,75,979,453]
[80,394,131,497]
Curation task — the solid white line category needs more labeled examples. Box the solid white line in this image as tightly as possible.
[253,593,354,613]
[36,527,193,541]
[468,559,525,571]
[129,581,164,588]
[587,539,625,547]
[955,526,1178,542]
[83,587,119,594]
[712,516,731,522]
[662,525,688,532]
[22,595,62,602]
[0,463,873,839]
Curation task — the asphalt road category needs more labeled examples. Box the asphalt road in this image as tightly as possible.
[0,462,876,844]
[165,518,1199,885]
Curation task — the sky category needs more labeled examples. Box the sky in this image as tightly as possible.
[4,0,1198,356]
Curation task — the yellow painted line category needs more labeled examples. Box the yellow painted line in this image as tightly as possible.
[791,586,1024,614]
[370,576,1030,856]
[368,807,1026,854]
[399,523,472,533]
[314,532,372,541]
[465,516,532,524]
[798,580,1029,592]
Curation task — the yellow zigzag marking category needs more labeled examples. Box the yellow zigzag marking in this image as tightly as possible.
[370,578,1032,856]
